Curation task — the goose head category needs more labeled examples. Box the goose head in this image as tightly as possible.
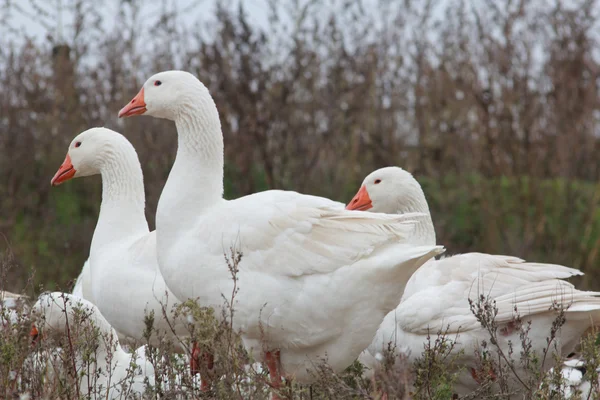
[346,166,429,214]
[30,292,90,341]
[30,292,117,348]
[50,127,135,186]
[118,70,210,121]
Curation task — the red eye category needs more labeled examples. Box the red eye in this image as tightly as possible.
[75,142,82,148]
[154,80,162,86]
[374,179,381,184]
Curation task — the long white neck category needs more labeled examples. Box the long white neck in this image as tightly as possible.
[88,309,122,356]
[392,188,436,246]
[398,204,436,246]
[71,312,124,365]
[156,92,224,239]
[77,302,121,351]
[91,144,148,251]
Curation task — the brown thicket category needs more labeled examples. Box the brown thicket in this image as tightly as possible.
[1,0,600,294]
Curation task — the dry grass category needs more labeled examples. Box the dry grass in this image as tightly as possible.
[2,251,600,400]
[2,0,600,293]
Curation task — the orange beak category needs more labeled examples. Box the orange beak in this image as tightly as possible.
[346,185,373,211]
[30,324,40,346]
[118,87,146,118]
[51,154,76,186]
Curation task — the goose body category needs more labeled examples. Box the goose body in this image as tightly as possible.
[347,167,600,396]
[51,128,187,347]
[31,292,154,398]
[118,71,444,385]
[161,190,441,381]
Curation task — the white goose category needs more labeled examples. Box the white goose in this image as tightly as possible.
[50,128,188,348]
[347,167,600,396]
[31,292,155,399]
[118,71,444,391]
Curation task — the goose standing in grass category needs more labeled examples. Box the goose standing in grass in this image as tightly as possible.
[118,70,444,395]
[50,128,189,349]
[347,167,600,396]
[31,292,154,399]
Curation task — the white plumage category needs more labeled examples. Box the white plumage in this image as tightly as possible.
[31,292,155,399]
[51,128,188,347]
[118,71,444,384]
[349,167,600,397]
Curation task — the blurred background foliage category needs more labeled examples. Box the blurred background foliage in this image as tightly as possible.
[1,0,600,293]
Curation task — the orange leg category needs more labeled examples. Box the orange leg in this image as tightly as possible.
[190,341,201,374]
[201,351,214,391]
[470,366,497,384]
[265,350,283,400]
[190,341,214,392]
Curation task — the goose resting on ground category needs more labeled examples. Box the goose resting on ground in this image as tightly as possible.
[348,167,600,397]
